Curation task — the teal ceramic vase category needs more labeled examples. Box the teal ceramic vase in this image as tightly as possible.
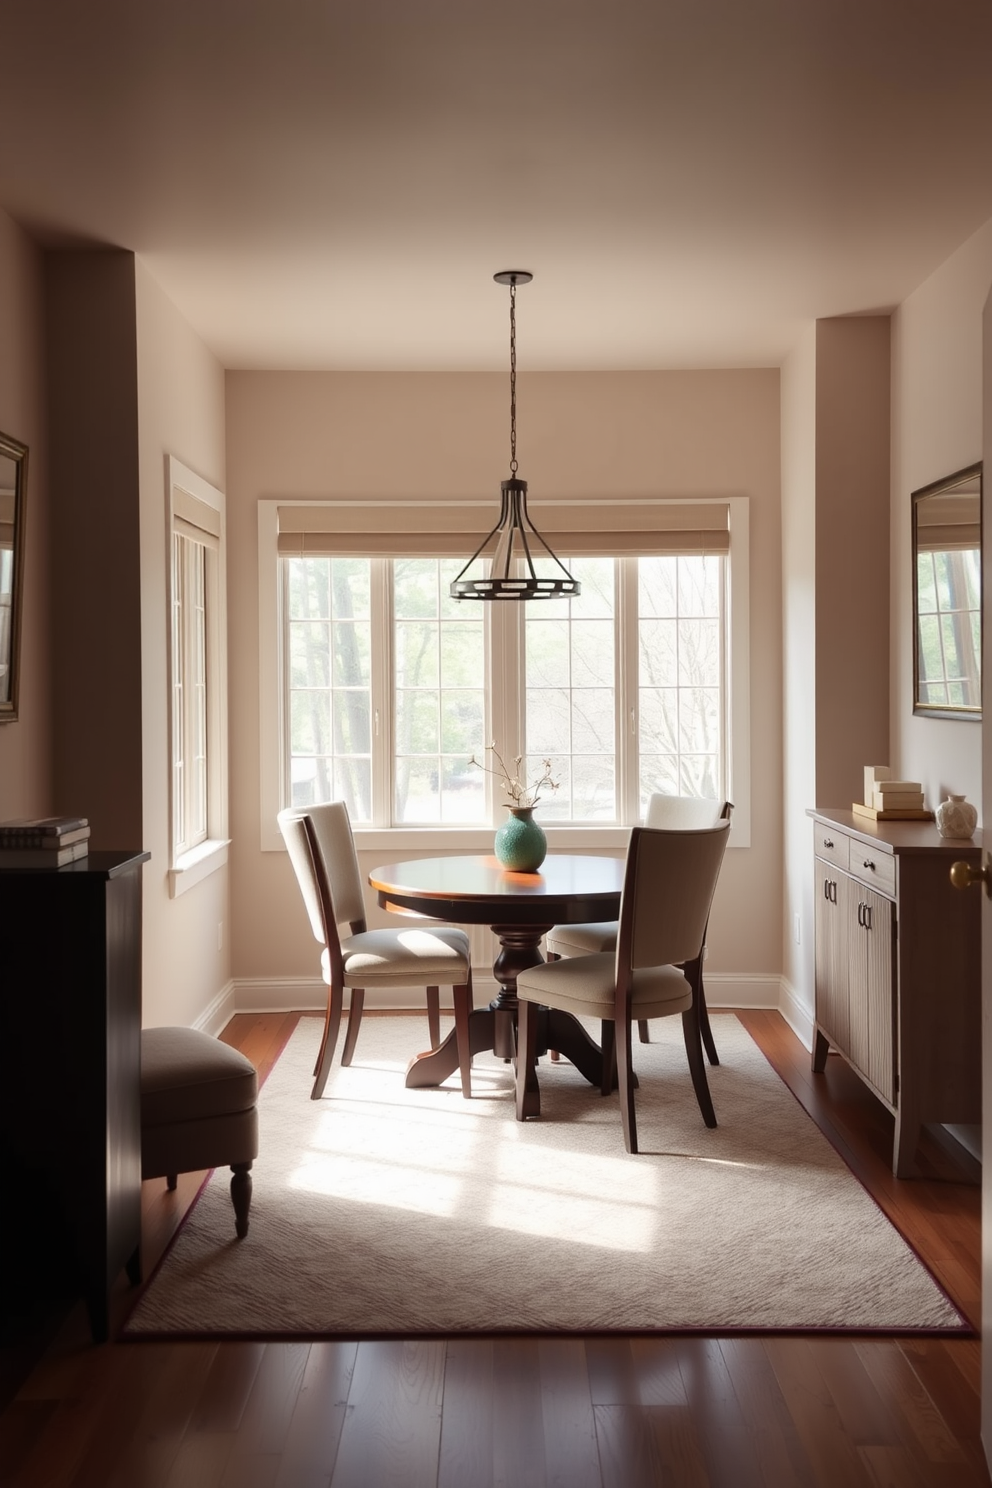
[494,806,547,872]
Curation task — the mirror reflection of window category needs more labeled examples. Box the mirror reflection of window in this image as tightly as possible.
[0,437,27,721]
[913,465,982,717]
[0,458,16,705]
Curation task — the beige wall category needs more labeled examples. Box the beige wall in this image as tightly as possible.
[46,251,143,847]
[813,317,891,808]
[780,325,817,1023]
[779,317,891,1039]
[134,260,228,1027]
[891,217,992,814]
[0,211,51,819]
[225,369,783,996]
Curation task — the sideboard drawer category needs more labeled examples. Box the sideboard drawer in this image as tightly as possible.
[848,846,896,898]
[814,823,849,871]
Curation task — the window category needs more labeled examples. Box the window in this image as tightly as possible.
[264,497,748,844]
[285,556,487,824]
[168,458,229,894]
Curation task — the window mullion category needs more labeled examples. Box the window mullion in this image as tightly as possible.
[173,535,187,853]
[371,559,392,828]
[183,545,196,846]
[617,557,639,824]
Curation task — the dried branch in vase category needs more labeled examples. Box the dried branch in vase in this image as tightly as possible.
[469,742,560,809]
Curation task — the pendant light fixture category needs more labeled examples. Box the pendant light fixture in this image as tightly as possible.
[450,272,581,601]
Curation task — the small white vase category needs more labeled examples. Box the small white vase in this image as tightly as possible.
[935,794,977,839]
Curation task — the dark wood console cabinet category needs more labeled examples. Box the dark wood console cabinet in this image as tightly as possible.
[808,809,980,1177]
[0,850,148,1340]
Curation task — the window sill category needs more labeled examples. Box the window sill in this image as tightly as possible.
[349,825,633,853]
[169,838,230,897]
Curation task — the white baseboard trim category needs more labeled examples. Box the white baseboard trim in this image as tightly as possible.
[699,973,782,1011]
[192,979,238,1036]
[777,978,814,1051]
[231,971,788,1018]
[232,977,452,1015]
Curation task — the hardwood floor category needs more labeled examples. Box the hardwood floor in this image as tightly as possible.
[0,1008,985,1488]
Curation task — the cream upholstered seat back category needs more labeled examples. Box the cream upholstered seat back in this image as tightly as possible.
[277,807,326,944]
[621,821,731,973]
[644,793,727,831]
[302,800,367,932]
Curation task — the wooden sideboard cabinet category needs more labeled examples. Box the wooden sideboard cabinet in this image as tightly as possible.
[808,809,981,1177]
[0,850,149,1340]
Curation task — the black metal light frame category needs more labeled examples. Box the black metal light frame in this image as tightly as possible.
[450,272,581,602]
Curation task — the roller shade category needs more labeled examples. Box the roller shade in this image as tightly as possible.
[276,500,731,557]
[915,490,980,554]
[173,486,221,552]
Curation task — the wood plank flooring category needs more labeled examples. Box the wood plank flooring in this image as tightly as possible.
[0,1008,985,1488]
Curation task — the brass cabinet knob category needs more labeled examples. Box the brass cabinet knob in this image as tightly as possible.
[950,853,992,897]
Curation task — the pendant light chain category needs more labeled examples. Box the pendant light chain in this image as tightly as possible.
[509,277,518,476]
[449,270,580,601]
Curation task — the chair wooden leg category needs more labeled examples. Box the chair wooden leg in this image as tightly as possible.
[426,986,441,1049]
[231,1162,253,1239]
[600,1020,617,1096]
[454,978,474,1098]
[312,982,346,1098]
[340,988,365,1066]
[637,1020,650,1044]
[515,998,541,1120]
[313,981,344,1081]
[616,1017,638,1153]
[697,972,719,1066]
[682,1004,717,1128]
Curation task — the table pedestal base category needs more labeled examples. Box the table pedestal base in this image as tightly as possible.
[404,1005,607,1115]
[405,919,609,1111]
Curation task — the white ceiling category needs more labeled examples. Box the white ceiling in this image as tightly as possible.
[2,0,991,370]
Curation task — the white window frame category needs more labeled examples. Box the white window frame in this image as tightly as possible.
[258,498,750,851]
[167,456,230,896]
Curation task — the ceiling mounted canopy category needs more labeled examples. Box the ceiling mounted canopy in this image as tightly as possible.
[450,272,581,602]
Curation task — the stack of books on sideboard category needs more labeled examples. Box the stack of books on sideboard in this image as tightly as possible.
[0,816,90,866]
[852,766,933,822]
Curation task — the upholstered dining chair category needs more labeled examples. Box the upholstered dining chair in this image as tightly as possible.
[515,819,732,1153]
[278,802,474,1099]
[546,794,732,1066]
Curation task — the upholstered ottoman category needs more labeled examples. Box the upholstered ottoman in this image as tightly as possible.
[140,1027,258,1238]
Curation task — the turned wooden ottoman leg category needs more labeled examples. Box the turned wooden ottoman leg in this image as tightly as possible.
[231,1162,253,1239]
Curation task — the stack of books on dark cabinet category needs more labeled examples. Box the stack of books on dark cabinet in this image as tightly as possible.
[0,815,91,866]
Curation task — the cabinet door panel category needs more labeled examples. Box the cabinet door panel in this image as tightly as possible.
[848,887,870,1075]
[864,888,895,1103]
[814,859,849,1052]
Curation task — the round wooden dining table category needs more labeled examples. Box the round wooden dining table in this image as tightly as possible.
[368,853,625,1103]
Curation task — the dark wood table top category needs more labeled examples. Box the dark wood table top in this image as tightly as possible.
[369,852,625,927]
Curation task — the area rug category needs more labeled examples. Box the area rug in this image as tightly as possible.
[123,1014,967,1338]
